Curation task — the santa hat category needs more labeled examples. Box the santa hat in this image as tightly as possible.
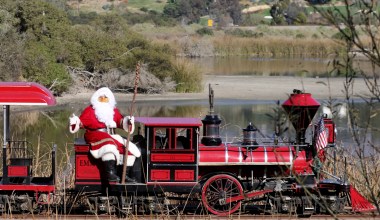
[91,87,116,107]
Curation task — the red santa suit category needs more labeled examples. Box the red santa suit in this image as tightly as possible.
[69,87,140,166]
[80,106,124,150]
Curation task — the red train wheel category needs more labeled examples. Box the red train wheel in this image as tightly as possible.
[201,174,243,216]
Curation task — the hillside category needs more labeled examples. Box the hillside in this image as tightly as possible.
[65,0,270,14]
[66,0,167,13]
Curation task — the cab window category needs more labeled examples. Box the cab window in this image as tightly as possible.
[153,127,193,150]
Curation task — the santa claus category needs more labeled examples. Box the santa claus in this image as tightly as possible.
[69,87,141,182]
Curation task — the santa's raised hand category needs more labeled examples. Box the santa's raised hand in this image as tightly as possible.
[123,116,135,133]
[69,113,81,133]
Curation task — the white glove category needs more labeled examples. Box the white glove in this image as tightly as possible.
[126,116,134,124]
[123,116,135,133]
[69,114,80,133]
[106,120,117,128]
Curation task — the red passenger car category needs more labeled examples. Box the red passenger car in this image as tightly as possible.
[0,82,57,213]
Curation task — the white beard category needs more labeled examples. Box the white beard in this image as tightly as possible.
[93,101,115,124]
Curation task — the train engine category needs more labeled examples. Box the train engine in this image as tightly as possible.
[72,87,375,216]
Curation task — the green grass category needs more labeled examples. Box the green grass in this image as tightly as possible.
[127,0,166,12]
[258,8,271,17]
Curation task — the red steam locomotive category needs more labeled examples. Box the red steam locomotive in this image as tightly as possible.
[0,82,376,217]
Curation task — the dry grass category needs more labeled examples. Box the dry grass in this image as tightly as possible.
[212,35,344,58]
[135,24,345,58]
[324,146,380,207]
[172,59,203,93]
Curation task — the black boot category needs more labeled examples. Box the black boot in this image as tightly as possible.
[116,165,136,183]
[125,175,136,183]
[104,160,120,182]
[130,157,142,183]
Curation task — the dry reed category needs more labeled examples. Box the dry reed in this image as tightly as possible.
[213,36,345,58]
[324,146,380,208]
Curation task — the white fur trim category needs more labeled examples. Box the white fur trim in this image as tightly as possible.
[118,155,136,166]
[128,142,141,157]
[91,87,116,107]
[111,134,124,146]
[111,134,141,158]
[102,153,116,161]
[90,144,119,160]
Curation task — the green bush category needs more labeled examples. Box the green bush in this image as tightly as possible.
[312,33,320,39]
[331,27,353,40]
[69,11,99,25]
[241,13,272,26]
[225,28,263,38]
[294,12,307,25]
[140,7,149,12]
[196,27,214,36]
[295,33,305,39]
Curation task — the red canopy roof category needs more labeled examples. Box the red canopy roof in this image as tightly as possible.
[0,82,56,106]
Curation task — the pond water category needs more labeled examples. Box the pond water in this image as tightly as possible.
[1,57,379,161]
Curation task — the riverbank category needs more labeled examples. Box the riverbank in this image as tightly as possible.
[56,75,369,105]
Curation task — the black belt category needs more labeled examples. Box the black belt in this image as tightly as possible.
[96,128,116,134]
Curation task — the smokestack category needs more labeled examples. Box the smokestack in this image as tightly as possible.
[282,89,320,145]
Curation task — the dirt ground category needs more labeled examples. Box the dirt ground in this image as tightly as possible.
[56,75,370,105]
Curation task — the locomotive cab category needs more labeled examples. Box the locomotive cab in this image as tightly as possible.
[136,117,201,183]
[74,116,203,193]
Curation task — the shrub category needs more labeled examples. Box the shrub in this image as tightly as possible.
[69,12,99,25]
[196,27,214,36]
[332,27,352,40]
[295,33,305,39]
[140,7,149,12]
[172,59,203,93]
[225,28,263,38]
[294,12,307,25]
[312,33,320,39]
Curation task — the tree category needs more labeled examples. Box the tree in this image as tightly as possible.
[13,0,75,94]
[270,0,308,25]
[270,0,290,25]
[0,5,24,81]
[209,0,242,25]
[163,0,210,24]
[285,2,308,25]
[316,0,380,213]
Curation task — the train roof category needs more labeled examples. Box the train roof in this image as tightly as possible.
[0,82,56,106]
[136,117,202,127]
